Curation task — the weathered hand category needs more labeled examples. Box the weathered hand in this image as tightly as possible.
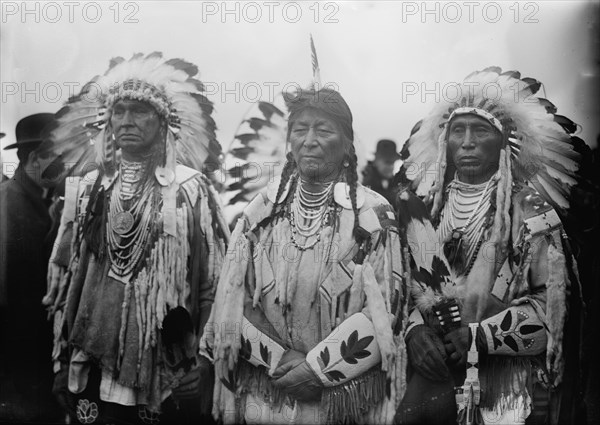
[406,325,450,381]
[272,359,323,402]
[43,262,64,309]
[272,349,306,379]
[443,326,470,367]
[172,357,211,400]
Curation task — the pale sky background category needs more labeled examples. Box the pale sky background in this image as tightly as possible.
[1,1,599,176]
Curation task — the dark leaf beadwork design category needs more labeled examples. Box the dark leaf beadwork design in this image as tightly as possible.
[240,335,252,361]
[259,342,270,365]
[503,335,519,352]
[500,310,513,332]
[488,324,503,350]
[317,331,374,382]
[519,324,543,335]
[325,370,347,382]
[340,330,373,365]
[320,347,330,367]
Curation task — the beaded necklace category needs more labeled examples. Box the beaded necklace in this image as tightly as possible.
[107,160,158,277]
[438,175,496,274]
[289,178,334,251]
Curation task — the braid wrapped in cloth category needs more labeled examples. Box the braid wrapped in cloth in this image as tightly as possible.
[200,87,408,424]
[395,67,585,424]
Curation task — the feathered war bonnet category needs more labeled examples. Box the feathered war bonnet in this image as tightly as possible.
[401,66,582,219]
[38,52,221,236]
[38,51,221,184]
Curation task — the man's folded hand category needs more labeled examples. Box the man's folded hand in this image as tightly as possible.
[406,324,450,381]
[172,356,212,400]
[272,349,323,402]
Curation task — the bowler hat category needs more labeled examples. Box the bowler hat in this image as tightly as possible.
[3,113,54,150]
[375,139,401,160]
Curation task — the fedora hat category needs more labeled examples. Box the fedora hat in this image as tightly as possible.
[375,139,401,161]
[3,113,54,150]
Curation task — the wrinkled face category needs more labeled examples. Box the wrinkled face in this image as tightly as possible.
[289,108,347,183]
[110,99,162,155]
[374,157,396,179]
[447,114,503,184]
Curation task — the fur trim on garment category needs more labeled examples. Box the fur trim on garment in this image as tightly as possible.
[545,241,568,387]
[363,261,396,374]
[412,283,465,314]
[211,219,250,385]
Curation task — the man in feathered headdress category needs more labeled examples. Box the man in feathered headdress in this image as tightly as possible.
[41,52,229,424]
[395,67,584,425]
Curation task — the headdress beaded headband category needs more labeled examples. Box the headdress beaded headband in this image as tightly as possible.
[447,107,503,134]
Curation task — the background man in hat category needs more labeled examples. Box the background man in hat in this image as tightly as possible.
[0,112,64,423]
[362,139,401,205]
[0,132,8,182]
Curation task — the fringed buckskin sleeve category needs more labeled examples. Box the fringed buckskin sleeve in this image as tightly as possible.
[508,190,571,387]
[310,201,408,424]
[201,188,408,424]
[479,305,547,356]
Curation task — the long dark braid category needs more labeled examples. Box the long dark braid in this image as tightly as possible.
[271,151,297,218]
[346,144,361,239]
